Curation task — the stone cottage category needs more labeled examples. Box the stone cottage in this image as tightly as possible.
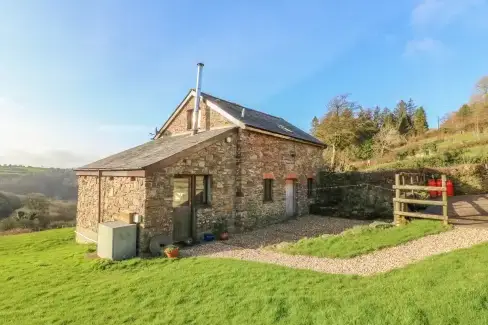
[76,76,325,250]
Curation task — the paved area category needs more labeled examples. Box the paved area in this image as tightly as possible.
[183,227,488,276]
[425,194,488,227]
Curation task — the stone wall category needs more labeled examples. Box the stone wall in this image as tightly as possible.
[235,129,323,230]
[143,131,237,242]
[163,97,233,135]
[100,176,146,223]
[76,175,146,242]
[76,176,99,232]
[312,164,488,219]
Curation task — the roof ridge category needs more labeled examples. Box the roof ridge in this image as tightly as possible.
[200,91,282,120]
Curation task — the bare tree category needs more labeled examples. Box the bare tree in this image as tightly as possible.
[476,76,488,99]
[314,94,358,169]
[372,127,404,157]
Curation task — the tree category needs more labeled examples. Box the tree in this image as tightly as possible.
[475,76,488,101]
[413,106,429,135]
[406,98,417,117]
[372,127,404,157]
[310,116,319,136]
[314,94,358,169]
[394,100,413,135]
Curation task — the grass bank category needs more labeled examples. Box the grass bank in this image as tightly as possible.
[270,220,450,258]
[2,227,488,325]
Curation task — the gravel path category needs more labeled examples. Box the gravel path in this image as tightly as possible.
[182,227,488,276]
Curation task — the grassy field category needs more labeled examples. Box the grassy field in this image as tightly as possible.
[0,165,47,175]
[271,220,449,258]
[2,228,488,324]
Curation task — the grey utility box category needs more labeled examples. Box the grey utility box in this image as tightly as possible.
[97,221,137,260]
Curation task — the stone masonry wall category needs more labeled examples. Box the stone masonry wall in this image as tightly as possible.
[76,175,146,233]
[143,131,237,242]
[76,176,99,232]
[235,129,323,230]
[163,97,233,135]
[312,164,488,219]
[100,176,146,223]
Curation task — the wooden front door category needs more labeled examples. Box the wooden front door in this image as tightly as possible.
[172,176,192,241]
[285,179,296,217]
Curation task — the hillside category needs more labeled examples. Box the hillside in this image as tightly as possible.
[0,165,77,200]
[355,130,488,171]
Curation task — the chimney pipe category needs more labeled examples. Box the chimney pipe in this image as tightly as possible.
[192,63,204,135]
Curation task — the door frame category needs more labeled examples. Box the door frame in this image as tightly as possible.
[172,174,205,242]
[285,179,297,217]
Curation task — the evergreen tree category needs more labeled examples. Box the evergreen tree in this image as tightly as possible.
[413,106,429,135]
[310,116,320,136]
[406,98,417,118]
[395,100,413,135]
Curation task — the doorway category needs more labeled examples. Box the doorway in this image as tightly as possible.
[285,179,296,217]
[172,176,192,242]
[171,175,209,242]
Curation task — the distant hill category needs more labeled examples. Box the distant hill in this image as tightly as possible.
[0,165,77,200]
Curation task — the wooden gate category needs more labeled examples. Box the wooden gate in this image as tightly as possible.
[393,173,448,225]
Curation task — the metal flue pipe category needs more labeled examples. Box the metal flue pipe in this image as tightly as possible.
[192,63,204,135]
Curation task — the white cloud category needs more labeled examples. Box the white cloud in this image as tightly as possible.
[403,38,449,58]
[411,0,484,28]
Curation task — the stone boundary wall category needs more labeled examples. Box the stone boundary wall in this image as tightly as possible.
[312,164,488,219]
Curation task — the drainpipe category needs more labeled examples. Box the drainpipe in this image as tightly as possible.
[192,63,204,135]
[98,169,102,224]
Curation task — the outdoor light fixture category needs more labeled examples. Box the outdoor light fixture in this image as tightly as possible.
[226,136,232,143]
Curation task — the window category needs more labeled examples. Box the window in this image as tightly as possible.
[186,109,193,130]
[307,178,314,198]
[195,175,211,205]
[263,179,273,202]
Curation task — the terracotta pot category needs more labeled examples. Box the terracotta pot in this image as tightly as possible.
[164,248,179,258]
[220,232,229,241]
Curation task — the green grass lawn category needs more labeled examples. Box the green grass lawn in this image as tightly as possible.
[2,228,488,325]
[270,220,449,258]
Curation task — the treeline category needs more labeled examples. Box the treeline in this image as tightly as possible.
[311,94,428,170]
[442,76,488,134]
[0,166,77,200]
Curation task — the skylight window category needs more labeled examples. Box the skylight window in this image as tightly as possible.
[278,124,293,133]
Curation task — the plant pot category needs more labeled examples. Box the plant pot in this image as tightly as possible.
[164,248,179,258]
[219,232,229,241]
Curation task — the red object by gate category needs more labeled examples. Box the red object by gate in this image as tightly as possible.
[428,179,437,198]
[446,180,454,197]
[436,179,443,196]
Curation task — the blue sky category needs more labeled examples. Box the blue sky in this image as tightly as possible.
[1,0,488,167]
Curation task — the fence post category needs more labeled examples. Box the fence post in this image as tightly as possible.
[394,174,401,225]
[442,175,448,225]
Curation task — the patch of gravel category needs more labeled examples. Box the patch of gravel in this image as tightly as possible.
[182,227,488,276]
[215,215,371,249]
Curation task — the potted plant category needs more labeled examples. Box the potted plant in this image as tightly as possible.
[163,245,179,258]
[212,219,229,241]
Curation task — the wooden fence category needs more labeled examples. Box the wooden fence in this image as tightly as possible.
[393,173,448,225]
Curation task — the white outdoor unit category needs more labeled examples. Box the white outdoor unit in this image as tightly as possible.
[97,221,137,260]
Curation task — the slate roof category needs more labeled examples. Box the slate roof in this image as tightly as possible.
[77,127,236,170]
[201,92,324,146]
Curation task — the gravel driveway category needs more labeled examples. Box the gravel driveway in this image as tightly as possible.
[182,216,488,276]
